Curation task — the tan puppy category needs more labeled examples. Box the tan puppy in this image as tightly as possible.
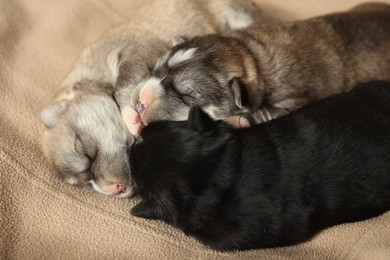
[129,3,390,134]
[39,0,265,198]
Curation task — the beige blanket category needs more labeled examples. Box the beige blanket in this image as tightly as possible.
[1,0,390,259]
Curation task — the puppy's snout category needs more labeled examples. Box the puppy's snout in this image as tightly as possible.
[113,183,128,193]
[103,183,128,194]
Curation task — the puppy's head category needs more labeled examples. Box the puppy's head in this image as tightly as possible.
[125,34,262,136]
[40,80,136,198]
[130,106,234,225]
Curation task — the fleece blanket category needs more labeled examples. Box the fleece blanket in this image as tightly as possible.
[1,0,390,259]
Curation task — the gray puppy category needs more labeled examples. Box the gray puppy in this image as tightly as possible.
[39,0,265,198]
[128,3,390,134]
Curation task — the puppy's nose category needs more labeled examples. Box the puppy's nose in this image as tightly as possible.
[111,183,128,194]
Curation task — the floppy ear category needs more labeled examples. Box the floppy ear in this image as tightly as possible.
[39,100,68,128]
[172,35,187,46]
[230,78,250,111]
[188,106,217,134]
[131,200,159,220]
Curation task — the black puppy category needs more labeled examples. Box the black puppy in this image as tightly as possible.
[129,81,390,251]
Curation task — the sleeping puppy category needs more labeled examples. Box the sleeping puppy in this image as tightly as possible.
[129,3,390,134]
[129,80,390,251]
[39,0,265,197]
[40,81,135,198]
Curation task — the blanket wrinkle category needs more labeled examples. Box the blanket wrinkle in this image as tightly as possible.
[1,0,390,259]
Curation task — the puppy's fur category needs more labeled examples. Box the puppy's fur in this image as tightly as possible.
[130,81,390,251]
[39,0,265,197]
[130,3,390,134]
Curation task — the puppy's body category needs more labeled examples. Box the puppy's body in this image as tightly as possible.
[130,3,390,134]
[130,81,390,251]
[39,0,264,197]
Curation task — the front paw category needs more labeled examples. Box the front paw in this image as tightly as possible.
[253,107,289,124]
[225,115,251,128]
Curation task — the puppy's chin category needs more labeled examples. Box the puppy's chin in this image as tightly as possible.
[89,180,136,198]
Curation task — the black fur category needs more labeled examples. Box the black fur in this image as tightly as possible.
[129,81,390,251]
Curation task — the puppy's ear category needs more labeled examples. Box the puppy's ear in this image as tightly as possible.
[188,106,217,134]
[230,78,250,111]
[39,100,68,128]
[131,200,159,219]
[172,35,187,46]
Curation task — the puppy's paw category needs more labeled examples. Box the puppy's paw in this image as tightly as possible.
[253,107,290,124]
[225,115,251,128]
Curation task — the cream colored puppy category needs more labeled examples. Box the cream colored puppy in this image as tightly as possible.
[40,0,265,198]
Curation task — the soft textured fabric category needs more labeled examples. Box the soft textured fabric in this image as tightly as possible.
[0,0,389,259]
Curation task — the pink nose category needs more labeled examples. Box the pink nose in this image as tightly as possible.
[111,183,128,194]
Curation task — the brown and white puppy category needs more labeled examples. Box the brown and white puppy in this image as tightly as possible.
[129,3,390,134]
[40,0,265,198]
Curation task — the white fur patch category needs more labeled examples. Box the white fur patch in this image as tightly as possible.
[66,177,79,185]
[106,49,120,80]
[168,48,197,67]
[202,105,222,120]
[225,7,254,30]
[115,187,136,198]
[89,180,135,198]
[90,180,113,196]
